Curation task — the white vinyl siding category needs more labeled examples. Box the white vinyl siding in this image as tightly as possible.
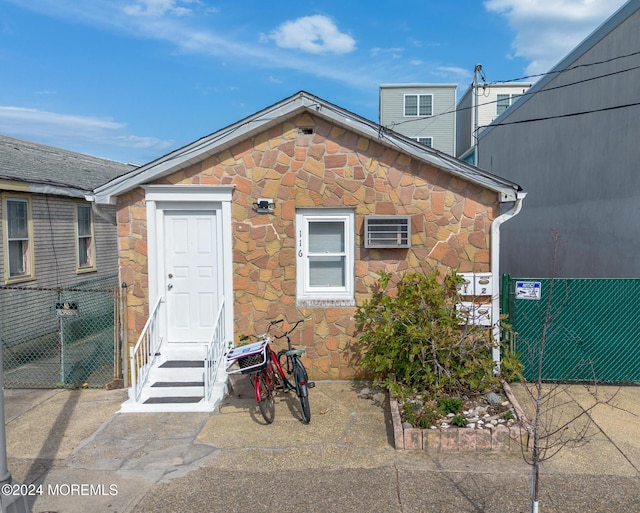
[380,85,456,156]
[296,209,354,305]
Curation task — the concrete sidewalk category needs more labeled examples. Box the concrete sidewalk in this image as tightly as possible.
[2,380,640,513]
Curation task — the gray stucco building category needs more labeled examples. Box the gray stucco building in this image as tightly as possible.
[477,0,640,278]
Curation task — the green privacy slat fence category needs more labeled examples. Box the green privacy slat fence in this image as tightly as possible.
[0,275,120,389]
[501,275,640,383]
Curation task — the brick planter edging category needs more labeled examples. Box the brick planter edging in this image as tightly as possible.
[390,381,533,451]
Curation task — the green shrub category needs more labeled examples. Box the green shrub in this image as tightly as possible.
[451,414,469,427]
[354,270,498,399]
[438,397,463,415]
[402,401,439,429]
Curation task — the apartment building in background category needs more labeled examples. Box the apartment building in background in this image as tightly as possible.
[379,84,457,156]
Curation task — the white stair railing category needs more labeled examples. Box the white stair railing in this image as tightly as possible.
[130,296,163,402]
[205,297,227,402]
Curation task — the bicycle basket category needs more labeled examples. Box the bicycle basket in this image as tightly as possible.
[226,338,269,374]
[238,352,266,371]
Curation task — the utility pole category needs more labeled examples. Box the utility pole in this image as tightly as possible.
[473,63,482,166]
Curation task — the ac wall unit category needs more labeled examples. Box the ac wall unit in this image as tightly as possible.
[364,216,411,248]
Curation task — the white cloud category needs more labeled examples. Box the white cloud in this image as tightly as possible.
[124,0,194,17]
[0,106,172,151]
[269,15,356,54]
[435,66,472,79]
[485,0,628,75]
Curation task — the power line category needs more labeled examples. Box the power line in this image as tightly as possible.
[388,60,640,130]
[487,49,640,85]
[484,100,640,129]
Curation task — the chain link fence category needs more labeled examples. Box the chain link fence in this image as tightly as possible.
[502,275,640,383]
[0,275,122,389]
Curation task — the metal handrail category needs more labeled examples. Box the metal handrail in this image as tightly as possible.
[130,296,163,402]
[205,297,226,402]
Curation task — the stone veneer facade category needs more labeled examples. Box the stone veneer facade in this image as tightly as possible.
[116,113,498,380]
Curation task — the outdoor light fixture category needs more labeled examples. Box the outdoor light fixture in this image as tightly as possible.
[253,198,275,213]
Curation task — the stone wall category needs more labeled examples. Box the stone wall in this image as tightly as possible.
[117,113,498,379]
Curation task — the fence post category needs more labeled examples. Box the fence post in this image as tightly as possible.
[121,283,129,388]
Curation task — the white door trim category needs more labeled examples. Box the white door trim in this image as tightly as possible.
[144,185,235,348]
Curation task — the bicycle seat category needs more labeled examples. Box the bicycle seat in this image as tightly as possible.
[285,348,305,356]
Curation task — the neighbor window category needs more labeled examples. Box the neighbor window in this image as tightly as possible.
[296,209,354,305]
[404,94,432,117]
[76,203,96,272]
[416,137,433,148]
[3,195,34,282]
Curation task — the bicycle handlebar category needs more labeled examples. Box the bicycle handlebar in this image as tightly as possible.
[272,318,309,339]
[240,318,309,343]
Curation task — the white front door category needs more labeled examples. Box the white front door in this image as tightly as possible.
[164,209,218,342]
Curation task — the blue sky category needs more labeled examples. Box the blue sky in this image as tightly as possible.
[0,0,629,165]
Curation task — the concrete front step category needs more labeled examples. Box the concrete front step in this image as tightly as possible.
[120,344,229,412]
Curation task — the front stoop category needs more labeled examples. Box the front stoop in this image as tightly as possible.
[390,382,533,451]
[119,343,228,413]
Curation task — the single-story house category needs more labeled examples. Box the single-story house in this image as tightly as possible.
[91,91,525,412]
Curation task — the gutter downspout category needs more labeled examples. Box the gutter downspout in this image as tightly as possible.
[491,191,527,368]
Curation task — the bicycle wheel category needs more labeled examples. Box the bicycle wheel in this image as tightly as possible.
[294,359,311,424]
[257,371,275,424]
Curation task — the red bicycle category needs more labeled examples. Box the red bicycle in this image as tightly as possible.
[226,318,314,424]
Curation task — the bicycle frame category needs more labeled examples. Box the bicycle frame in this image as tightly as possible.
[252,345,290,402]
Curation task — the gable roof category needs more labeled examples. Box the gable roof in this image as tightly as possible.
[93,91,522,205]
[478,0,640,140]
[0,134,135,198]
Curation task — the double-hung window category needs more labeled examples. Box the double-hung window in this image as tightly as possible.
[3,195,34,282]
[404,94,433,117]
[296,209,354,306]
[496,94,512,115]
[76,203,96,272]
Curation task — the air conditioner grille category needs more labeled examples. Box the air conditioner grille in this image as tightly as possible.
[364,216,411,248]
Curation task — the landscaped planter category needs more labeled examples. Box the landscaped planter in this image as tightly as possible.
[390,381,533,451]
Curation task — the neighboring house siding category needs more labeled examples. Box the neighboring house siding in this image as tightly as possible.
[0,193,118,347]
[9,195,117,287]
[478,5,640,278]
[117,113,500,379]
[380,84,457,156]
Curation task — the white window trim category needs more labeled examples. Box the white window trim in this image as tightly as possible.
[2,194,35,284]
[403,93,433,117]
[75,202,97,273]
[296,209,355,307]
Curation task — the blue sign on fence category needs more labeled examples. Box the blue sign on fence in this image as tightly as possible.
[515,281,541,300]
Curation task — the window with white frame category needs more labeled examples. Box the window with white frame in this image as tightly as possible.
[416,137,433,148]
[496,93,524,116]
[76,203,96,271]
[404,94,432,117]
[296,209,354,305]
[3,195,34,282]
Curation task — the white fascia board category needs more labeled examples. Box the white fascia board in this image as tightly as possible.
[93,98,310,205]
[92,91,521,204]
